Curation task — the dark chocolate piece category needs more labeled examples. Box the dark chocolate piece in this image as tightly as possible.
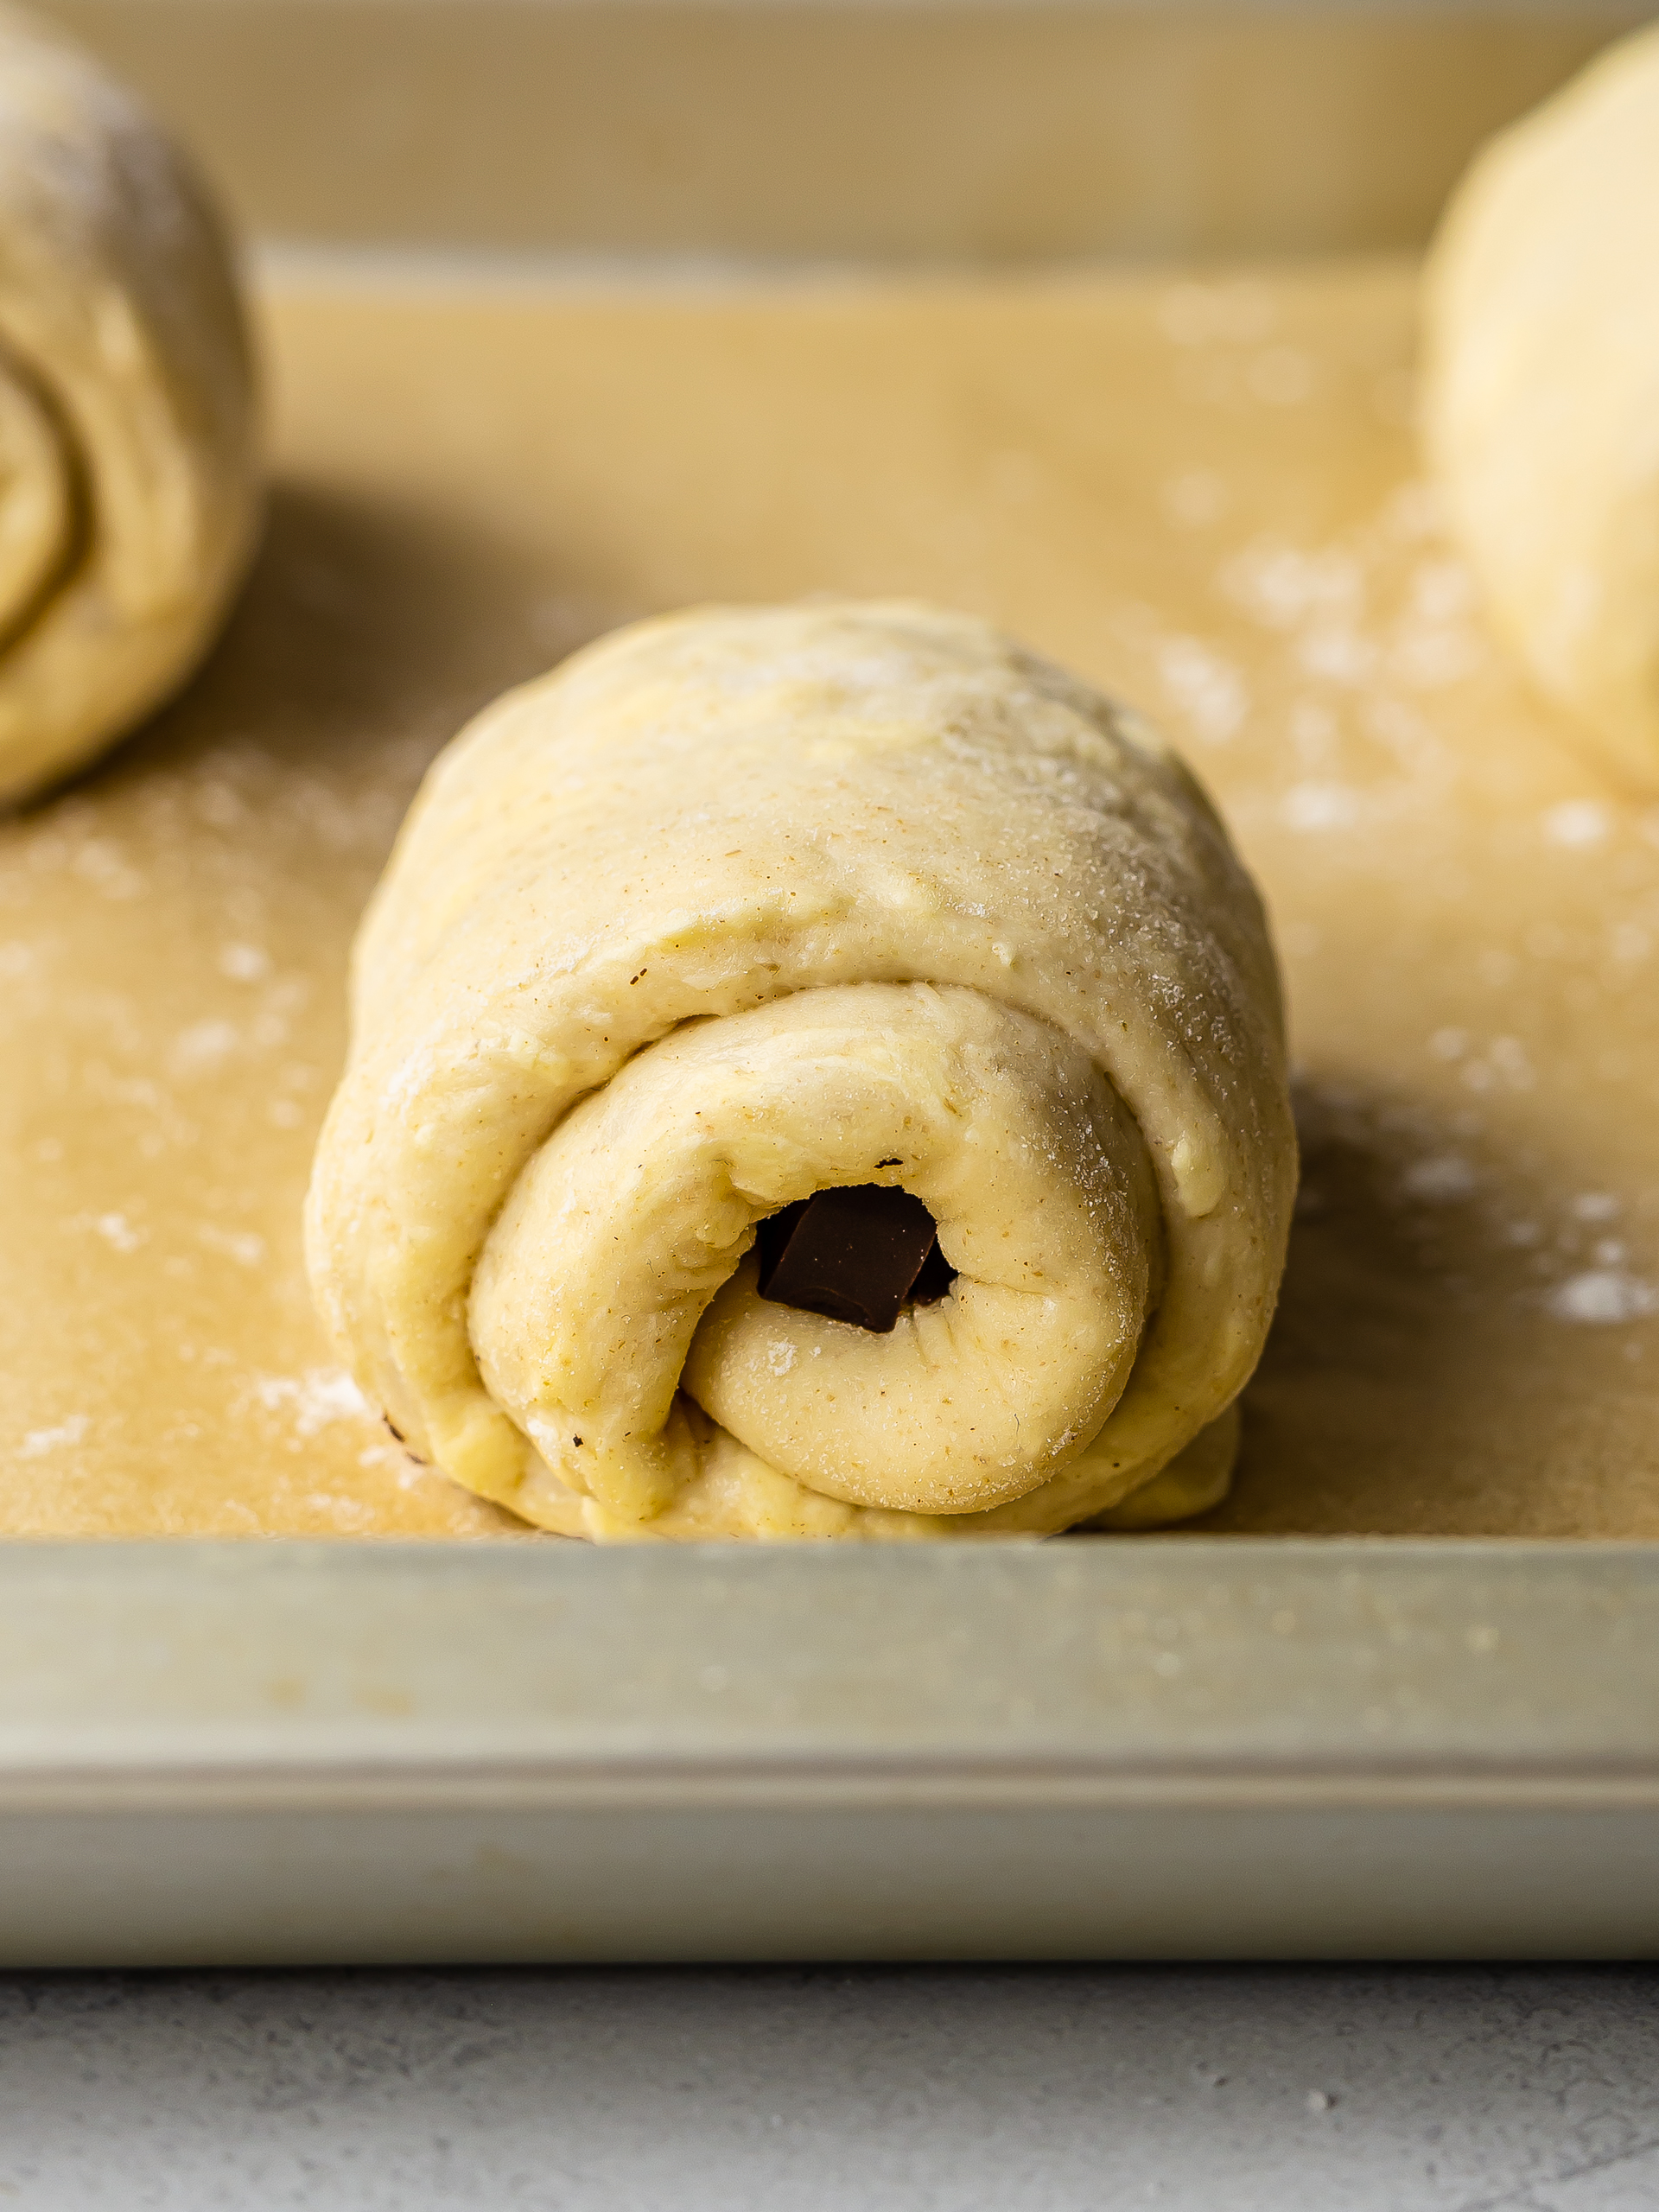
[755,1185,957,1333]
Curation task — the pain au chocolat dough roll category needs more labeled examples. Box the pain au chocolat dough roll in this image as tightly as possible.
[1422,22,1659,788]
[307,602,1296,1541]
[0,7,258,805]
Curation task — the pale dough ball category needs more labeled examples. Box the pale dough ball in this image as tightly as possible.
[1422,23,1659,787]
[307,601,1297,1542]
[0,7,259,805]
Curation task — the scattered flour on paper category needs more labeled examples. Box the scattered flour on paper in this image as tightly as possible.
[19,1413,90,1459]
[244,1368,371,1440]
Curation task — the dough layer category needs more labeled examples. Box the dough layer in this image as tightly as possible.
[307,601,1296,1540]
[0,7,259,805]
[1422,22,1659,789]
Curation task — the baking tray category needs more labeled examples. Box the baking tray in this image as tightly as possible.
[3,0,1658,1961]
[5,1541,1659,1964]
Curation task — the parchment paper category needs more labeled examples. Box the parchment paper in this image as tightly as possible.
[3,259,1653,1535]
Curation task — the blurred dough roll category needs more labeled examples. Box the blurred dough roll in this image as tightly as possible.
[0,7,257,804]
[1422,22,1659,787]
[307,602,1296,1541]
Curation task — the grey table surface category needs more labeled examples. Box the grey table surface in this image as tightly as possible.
[2,1965,1656,2209]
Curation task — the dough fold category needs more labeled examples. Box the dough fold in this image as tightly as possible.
[1422,22,1659,788]
[0,7,258,804]
[307,601,1296,1540]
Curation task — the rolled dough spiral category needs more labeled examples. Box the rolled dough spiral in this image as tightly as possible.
[307,602,1296,1541]
[0,7,258,805]
[1422,22,1659,788]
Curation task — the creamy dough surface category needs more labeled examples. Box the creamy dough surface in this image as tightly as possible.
[0,5,258,804]
[1422,22,1659,791]
[306,601,1296,1540]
